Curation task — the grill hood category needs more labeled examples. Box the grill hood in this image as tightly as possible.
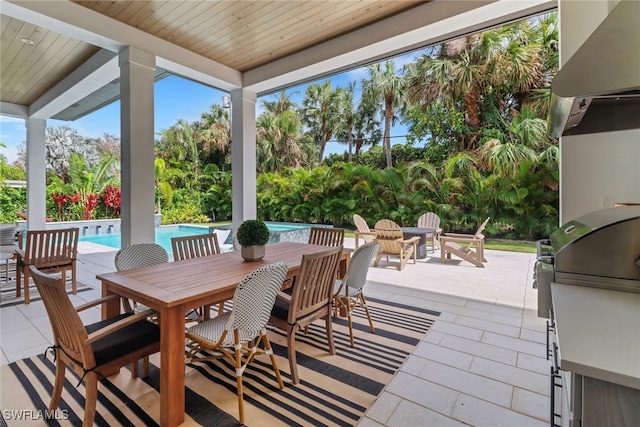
[548,0,640,137]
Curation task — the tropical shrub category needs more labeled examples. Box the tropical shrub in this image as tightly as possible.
[0,186,26,223]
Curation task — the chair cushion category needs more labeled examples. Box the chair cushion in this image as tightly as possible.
[86,313,160,367]
[270,298,290,322]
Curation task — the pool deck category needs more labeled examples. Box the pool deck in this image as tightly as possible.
[1,238,550,426]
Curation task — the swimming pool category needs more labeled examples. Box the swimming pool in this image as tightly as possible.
[78,222,315,252]
[79,225,211,252]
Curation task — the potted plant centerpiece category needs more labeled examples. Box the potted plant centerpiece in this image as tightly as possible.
[236,219,270,261]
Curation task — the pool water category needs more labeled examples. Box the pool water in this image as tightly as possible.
[78,222,314,253]
[79,225,210,252]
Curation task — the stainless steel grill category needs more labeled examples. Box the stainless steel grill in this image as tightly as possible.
[534,206,640,318]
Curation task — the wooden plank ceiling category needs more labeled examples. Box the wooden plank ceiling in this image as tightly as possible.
[1,0,425,108]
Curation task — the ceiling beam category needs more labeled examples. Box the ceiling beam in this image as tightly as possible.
[2,0,242,91]
[27,49,118,119]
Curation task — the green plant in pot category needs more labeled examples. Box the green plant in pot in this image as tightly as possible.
[236,219,270,261]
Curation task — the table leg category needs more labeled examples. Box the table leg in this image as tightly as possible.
[160,306,186,427]
[102,282,120,320]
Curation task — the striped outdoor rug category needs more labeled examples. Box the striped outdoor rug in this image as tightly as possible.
[0,277,92,308]
[2,298,439,427]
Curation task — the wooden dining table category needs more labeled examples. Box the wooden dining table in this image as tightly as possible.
[97,242,351,427]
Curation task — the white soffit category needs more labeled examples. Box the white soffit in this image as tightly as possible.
[244,0,557,95]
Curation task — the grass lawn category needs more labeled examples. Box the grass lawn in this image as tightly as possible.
[484,239,536,253]
[205,222,537,254]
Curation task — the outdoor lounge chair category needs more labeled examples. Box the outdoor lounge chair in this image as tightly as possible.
[15,227,79,305]
[185,262,288,424]
[333,241,379,347]
[417,212,443,253]
[373,219,420,271]
[353,214,376,245]
[29,265,160,427]
[440,217,490,268]
[269,246,343,384]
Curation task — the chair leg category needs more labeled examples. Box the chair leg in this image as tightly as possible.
[347,309,355,347]
[359,293,375,334]
[23,267,30,304]
[325,313,336,355]
[83,371,98,427]
[49,357,66,412]
[286,327,299,384]
[71,262,77,294]
[15,265,22,297]
[234,346,245,424]
[262,334,284,389]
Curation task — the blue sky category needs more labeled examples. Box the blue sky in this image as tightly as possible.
[0,51,420,165]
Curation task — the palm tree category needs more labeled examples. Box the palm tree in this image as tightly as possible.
[478,106,551,178]
[154,158,173,214]
[157,119,200,188]
[405,17,553,151]
[334,83,356,161]
[256,110,308,173]
[352,93,382,157]
[300,80,341,162]
[262,90,298,115]
[361,59,406,168]
[194,104,231,167]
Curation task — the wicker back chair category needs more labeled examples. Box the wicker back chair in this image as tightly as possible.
[15,227,79,304]
[114,243,168,376]
[30,265,160,427]
[185,262,289,424]
[333,241,379,347]
[269,246,343,384]
[114,243,168,271]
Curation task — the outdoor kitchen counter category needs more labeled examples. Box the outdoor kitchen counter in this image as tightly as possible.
[551,282,640,390]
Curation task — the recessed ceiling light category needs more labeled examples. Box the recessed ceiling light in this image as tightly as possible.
[21,38,34,45]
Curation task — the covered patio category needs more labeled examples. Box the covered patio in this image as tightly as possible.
[1,1,637,426]
[1,238,547,426]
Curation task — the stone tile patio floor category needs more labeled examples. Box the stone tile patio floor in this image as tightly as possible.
[1,238,549,426]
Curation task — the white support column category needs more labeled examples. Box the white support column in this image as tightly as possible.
[230,88,257,233]
[119,47,156,246]
[25,118,46,230]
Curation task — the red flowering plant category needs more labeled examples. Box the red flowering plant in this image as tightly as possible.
[51,193,68,221]
[82,193,100,220]
[101,184,121,217]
